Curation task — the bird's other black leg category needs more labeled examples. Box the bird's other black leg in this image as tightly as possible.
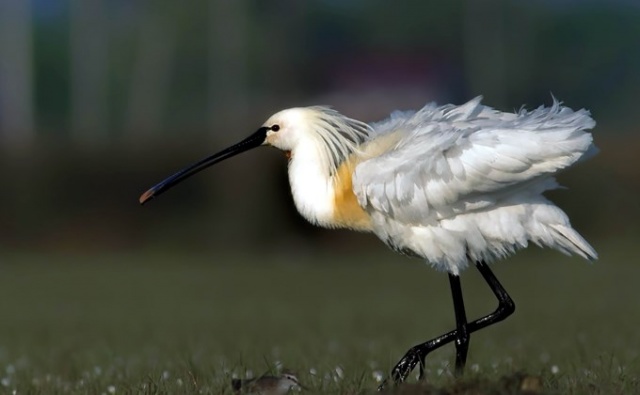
[472,260,516,331]
[378,261,515,391]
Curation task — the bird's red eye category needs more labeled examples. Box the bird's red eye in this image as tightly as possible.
[271,125,280,132]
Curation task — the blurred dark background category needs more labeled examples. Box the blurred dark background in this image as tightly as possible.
[0,0,638,256]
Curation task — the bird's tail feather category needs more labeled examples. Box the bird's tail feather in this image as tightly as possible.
[549,223,598,260]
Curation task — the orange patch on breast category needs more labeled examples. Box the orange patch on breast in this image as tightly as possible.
[332,160,372,231]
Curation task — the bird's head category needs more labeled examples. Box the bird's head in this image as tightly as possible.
[139,107,369,204]
[264,107,371,161]
[260,107,309,151]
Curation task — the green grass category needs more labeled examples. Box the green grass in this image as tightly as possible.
[0,240,638,394]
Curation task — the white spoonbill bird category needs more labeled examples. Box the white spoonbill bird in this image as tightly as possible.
[139,97,597,389]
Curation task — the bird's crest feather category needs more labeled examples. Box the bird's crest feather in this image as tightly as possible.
[304,106,371,175]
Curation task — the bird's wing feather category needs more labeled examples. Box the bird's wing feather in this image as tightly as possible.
[353,97,596,224]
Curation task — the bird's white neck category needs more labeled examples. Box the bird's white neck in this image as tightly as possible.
[287,141,337,228]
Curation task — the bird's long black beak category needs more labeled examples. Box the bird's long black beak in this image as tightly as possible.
[139,127,269,205]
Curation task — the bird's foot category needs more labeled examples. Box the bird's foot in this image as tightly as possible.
[377,346,424,391]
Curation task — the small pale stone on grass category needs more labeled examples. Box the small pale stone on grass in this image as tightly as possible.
[520,375,543,393]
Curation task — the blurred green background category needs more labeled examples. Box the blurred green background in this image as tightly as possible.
[0,1,639,392]
[0,0,638,253]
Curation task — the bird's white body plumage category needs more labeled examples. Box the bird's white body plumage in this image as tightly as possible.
[287,138,336,227]
[265,97,597,274]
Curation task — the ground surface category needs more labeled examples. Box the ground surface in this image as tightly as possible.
[0,239,637,394]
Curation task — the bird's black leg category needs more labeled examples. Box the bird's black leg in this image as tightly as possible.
[378,261,515,391]
[416,274,468,381]
[449,273,469,376]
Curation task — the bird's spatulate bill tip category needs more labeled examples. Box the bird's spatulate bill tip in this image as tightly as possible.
[139,189,156,205]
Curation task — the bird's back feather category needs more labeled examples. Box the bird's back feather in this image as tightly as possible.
[352,97,597,273]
